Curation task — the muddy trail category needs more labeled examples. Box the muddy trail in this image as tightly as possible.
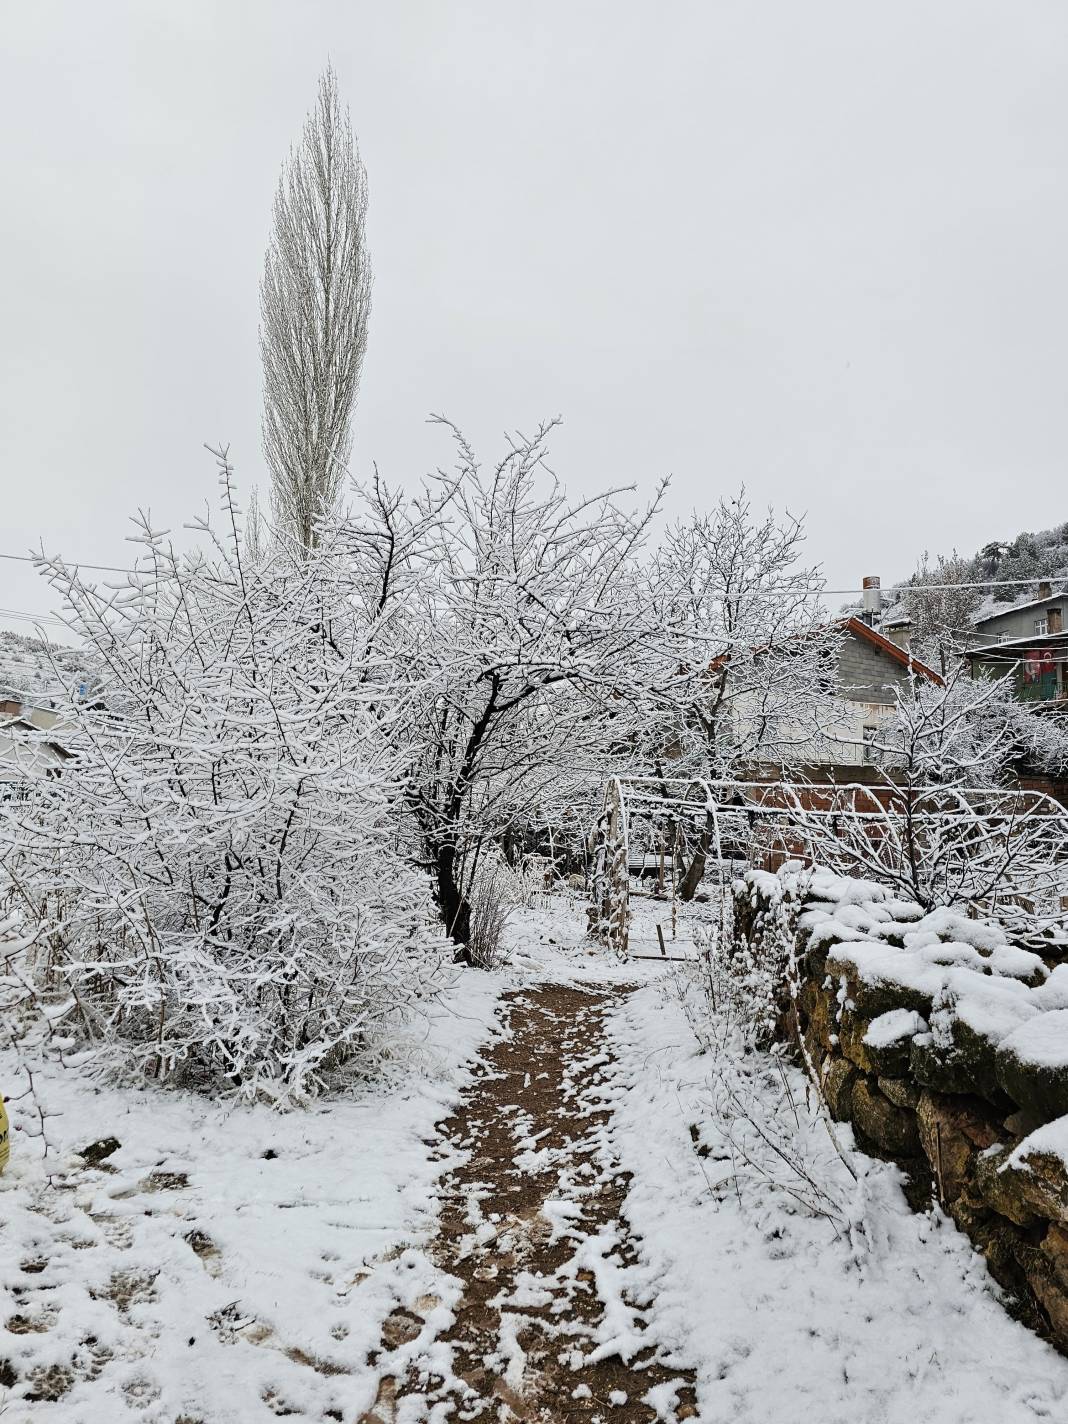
[363,984,697,1423]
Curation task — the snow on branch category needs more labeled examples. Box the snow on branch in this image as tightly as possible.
[2,455,447,1106]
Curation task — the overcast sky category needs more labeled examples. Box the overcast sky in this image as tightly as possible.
[3,1,1067,634]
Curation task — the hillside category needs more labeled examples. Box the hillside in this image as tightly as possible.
[0,629,85,706]
[847,519,1068,629]
[970,521,1068,600]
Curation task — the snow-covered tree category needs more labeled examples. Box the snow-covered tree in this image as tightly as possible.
[902,550,980,676]
[338,419,664,954]
[790,663,1068,924]
[261,65,372,552]
[988,530,1050,602]
[2,452,444,1105]
[244,484,266,565]
[640,493,842,898]
[876,661,1068,789]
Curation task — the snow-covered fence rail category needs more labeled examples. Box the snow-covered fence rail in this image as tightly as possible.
[773,780,1068,936]
[589,775,1068,959]
[733,865,1068,1355]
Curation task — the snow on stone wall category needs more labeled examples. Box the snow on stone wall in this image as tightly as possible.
[734,865,1068,1352]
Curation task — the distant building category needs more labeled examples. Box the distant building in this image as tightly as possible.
[965,583,1068,704]
[0,699,70,800]
[728,604,943,773]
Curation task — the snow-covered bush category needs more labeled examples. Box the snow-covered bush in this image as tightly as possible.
[683,910,856,1227]
[465,864,512,970]
[788,666,1068,930]
[2,456,446,1105]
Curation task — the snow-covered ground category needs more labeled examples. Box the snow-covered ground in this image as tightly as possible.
[603,978,1068,1422]
[3,894,1068,1422]
[0,968,506,1422]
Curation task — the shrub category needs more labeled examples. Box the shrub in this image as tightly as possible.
[2,457,446,1105]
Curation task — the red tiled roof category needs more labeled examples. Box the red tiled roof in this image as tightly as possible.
[840,617,943,685]
[709,617,943,686]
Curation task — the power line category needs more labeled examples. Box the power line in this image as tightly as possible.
[968,652,1068,665]
[0,547,1066,598]
[849,578,1067,596]
[0,607,67,629]
[0,551,134,575]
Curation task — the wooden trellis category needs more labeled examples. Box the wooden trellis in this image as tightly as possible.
[590,776,742,959]
[591,776,631,957]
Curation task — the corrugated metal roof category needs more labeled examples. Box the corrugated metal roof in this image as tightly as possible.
[0,726,68,779]
[975,591,1068,627]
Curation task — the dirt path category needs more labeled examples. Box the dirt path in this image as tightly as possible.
[362,984,697,1423]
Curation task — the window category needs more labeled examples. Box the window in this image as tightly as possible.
[862,725,877,763]
[1035,616,1048,636]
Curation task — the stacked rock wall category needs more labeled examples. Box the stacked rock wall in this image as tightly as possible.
[733,869,1068,1351]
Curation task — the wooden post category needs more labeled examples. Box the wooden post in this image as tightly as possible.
[656,923,667,957]
[671,825,680,937]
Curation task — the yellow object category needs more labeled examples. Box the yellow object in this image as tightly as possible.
[0,1094,9,1174]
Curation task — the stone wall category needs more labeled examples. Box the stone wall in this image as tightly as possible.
[733,869,1068,1352]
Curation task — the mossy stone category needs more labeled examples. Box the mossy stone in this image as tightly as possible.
[821,1055,858,1122]
[995,1015,1068,1124]
[851,1076,921,1158]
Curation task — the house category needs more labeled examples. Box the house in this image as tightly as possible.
[770,615,942,769]
[0,699,70,800]
[826,615,942,761]
[964,584,1068,704]
[728,589,942,774]
[0,697,64,732]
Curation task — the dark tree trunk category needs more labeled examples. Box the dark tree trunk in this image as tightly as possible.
[678,811,714,902]
[435,843,472,962]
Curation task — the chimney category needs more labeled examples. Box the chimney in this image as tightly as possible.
[886,618,912,650]
[862,575,882,626]
[1038,581,1053,601]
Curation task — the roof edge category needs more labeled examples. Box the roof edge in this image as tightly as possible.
[841,617,944,685]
